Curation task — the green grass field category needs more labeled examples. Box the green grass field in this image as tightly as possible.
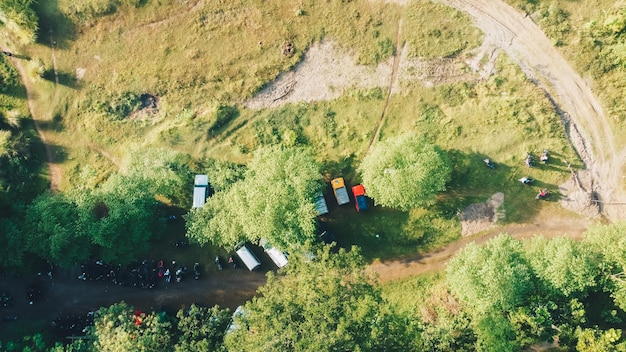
[6,0,599,261]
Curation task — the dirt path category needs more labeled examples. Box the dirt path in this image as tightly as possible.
[87,142,121,169]
[0,267,266,331]
[371,214,593,283]
[366,19,404,155]
[436,0,626,220]
[0,44,62,192]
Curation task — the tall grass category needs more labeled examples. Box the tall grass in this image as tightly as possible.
[381,271,444,314]
[403,0,483,58]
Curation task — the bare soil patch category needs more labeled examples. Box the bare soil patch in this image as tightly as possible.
[458,192,505,236]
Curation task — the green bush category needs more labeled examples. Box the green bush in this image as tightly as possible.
[0,58,20,94]
[99,91,141,120]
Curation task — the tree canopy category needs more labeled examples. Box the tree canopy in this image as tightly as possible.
[446,234,535,314]
[19,147,192,267]
[444,225,626,350]
[224,245,419,351]
[359,134,451,211]
[186,145,323,250]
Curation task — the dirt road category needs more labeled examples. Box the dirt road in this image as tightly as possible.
[436,0,626,220]
[0,44,62,192]
[0,267,266,333]
[371,214,592,283]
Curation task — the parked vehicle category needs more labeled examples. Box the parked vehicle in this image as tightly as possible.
[536,188,549,200]
[192,174,209,209]
[228,256,238,269]
[525,153,533,168]
[193,263,201,280]
[352,184,368,212]
[235,243,261,271]
[226,306,246,334]
[315,193,329,215]
[331,178,350,205]
[319,230,336,245]
[518,177,533,185]
[540,149,549,163]
[260,238,288,268]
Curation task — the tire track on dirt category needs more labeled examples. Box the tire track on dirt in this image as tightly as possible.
[437,0,626,220]
[366,18,403,155]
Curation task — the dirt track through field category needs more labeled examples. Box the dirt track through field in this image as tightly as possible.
[371,214,593,282]
[366,19,404,155]
[0,44,62,192]
[436,0,626,220]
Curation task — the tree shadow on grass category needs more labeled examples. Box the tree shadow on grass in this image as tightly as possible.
[1,84,28,100]
[34,113,64,132]
[42,69,81,89]
[33,0,77,49]
[320,154,358,183]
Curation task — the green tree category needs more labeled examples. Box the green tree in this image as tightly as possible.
[119,145,192,204]
[526,236,599,297]
[224,245,419,351]
[359,134,451,211]
[418,310,476,351]
[582,222,626,310]
[474,311,520,352]
[446,235,535,313]
[24,192,91,267]
[174,304,231,352]
[186,145,323,250]
[576,327,626,352]
[0,217,25,267]
[89,302,173,352]
[201,158,245,193]
[74,173,164,264]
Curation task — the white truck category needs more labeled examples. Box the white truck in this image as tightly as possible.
[192,174,209,208]
[235,243,261,271]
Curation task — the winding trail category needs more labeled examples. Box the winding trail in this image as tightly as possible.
[436,0,626,220]
[371,214,592,283]
[0,44,62,192]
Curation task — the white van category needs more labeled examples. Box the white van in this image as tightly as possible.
[226,305,246,334]
[259,238,288,268]
[235,243,261,271]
